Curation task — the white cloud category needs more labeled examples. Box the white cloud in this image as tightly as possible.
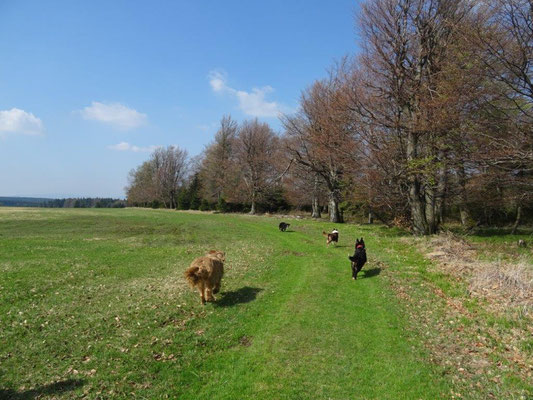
[107,142,159,153]
[235,87,282,118]
[80,102,147,130]
[208,70,287,118]
[0,108,43,136]
[208,70,227,92]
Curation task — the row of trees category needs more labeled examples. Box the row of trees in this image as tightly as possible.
[346,0,533,234]
[41,198,126,208]
[127,0,532,234]
[126,118,290,213]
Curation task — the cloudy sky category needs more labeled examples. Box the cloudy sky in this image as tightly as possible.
[0,0,360,198]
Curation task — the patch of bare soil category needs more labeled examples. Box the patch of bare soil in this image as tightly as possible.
[384,233,532,399]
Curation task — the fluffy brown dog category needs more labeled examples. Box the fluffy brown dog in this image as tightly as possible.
[184,250,225,305]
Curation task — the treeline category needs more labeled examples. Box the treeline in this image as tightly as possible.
[0,197,51,207]
[41,198,126,208]
[126,121,290,213]
[127,0,533,235]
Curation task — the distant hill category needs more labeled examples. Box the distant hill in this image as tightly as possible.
[0,197,52,207]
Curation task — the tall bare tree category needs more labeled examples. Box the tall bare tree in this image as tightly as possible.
[126,146,188,208]
[352,0,479,234]
[283,75,356,223]
[200,115,239,203]
[151,146,188,208]
[282,160,326,218]
[470,0,533,232]
[126,160,158,206]
[236,119,282,214]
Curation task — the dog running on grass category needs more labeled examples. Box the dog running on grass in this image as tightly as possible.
[349,238,367,280]
[184,250,225,305]
[322,228,339,247]
[279,222,290,232]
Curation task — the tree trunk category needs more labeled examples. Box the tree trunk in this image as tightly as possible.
[249,191,257,215]
[170,190,176,209]
[311,175,321,218]
[511,204,522,235]
[407,131,429,235]
[435,150,447,226]
[311,196,321,218]
[425,186,437,234]
[368,210,374,224]
[328,190,343,223]
[457,162,471,226]
[409,182,429,235]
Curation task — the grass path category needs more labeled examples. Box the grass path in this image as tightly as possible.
[177,220,449,399]
[1,209,451,399]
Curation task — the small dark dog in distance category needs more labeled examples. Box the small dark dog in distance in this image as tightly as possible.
[279,222,290,232]
[518,239,527,247]
[349,238,367,280]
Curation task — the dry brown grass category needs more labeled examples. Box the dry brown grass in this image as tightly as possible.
[418,232,533,316]
[384,233,532,398]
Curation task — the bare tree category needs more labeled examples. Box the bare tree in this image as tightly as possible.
[235,119,282,214]
[125,161,158,206]
[151,146,188,208]
[282,160,326,218]
[470,0,533,231]
[473,0,533,119]
[200,115,239,203]
[351,0,480,234]
[126,146,188,208]
[283,75,356,223]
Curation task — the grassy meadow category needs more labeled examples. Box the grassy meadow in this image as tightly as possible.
[0,208,531,399]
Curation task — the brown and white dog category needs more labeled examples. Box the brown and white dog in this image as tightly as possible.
[184,250,225,305]
[322,228,339,246]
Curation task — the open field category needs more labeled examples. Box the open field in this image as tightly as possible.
[0,208,531,399]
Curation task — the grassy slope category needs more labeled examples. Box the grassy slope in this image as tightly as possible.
[0,208,462,398]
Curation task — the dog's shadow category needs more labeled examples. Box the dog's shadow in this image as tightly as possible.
[0,379,85,400]
[363,267,381,278]
[215,286,263,307]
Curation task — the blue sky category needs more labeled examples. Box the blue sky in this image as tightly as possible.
[0,0,361,198]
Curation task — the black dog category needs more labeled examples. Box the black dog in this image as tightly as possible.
[349,238,367,280]
[279,222,290,232]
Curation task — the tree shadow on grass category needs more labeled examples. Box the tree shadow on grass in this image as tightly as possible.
[363,267,381,278]
[0,379,85,400]
[215,287,263,308]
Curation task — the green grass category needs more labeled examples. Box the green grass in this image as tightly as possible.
[0,208,529,399]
